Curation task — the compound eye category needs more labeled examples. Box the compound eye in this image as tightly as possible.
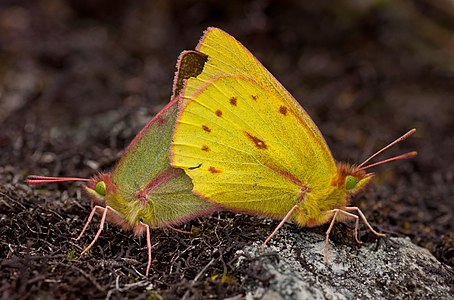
[95,181,107,196]
[345,175,358,190]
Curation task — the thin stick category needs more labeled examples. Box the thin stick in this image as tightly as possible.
[168,226,193,235]
[357,129,416,169]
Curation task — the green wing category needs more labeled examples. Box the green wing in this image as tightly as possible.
[109,51,213,227]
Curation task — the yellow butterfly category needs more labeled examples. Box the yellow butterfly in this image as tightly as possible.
[171,27,416,260]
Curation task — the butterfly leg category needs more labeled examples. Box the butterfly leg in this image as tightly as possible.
[343,206,385,237]
[140,222,152,277]
[261,204,301,251]
[324,209,362,263]
[74,205,105,241]
[80,205,110,256]
[324,209,340,263]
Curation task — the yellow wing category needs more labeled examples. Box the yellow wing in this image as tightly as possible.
[183,27,329,152]
[172,28,337,217]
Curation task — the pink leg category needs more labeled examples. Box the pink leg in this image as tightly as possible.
[324,209,362,263]
[80,206,109,256]
[324,209,340,263]
[74,205,105,241]
[261,204,300,251]
[337,210,362,244]
[343,206,385,237]
[324,208,383,263]
[141,222,152,277]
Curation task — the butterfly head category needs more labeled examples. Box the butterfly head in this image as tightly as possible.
[25,172,144,231]
[334,163,374,195]
[84,173,115,205]
[345,174,372,194]
[334,129,418,195]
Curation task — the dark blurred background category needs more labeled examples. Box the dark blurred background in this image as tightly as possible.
[0,0,453,298]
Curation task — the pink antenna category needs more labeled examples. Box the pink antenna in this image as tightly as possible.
[357,129,416,169]
[25,175,90,185]
[359,151,417,170]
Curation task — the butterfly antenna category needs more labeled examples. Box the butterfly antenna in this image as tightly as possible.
[357,129,416,169]
[359,151,417,170]
[25,175,90,185]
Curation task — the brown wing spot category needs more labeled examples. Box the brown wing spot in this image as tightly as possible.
[229,97,237,106]
[251,95,258,101]
[279,105,288,116]
[244,132,267,149]
[202,125,211,132]
[208,166,222,174]
[215,110,223,117]
[155,114,167,125]
[201,145,210,152]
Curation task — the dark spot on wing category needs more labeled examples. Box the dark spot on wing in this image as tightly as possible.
[201,145,210,152]
[202,125,211,132]
[230,97,237,106]
[208,166,222,174]
[156,114,167,125]
[251,95,258,101]
[279,106,288,116]
[215,110,223,117]
[244,131,267,149]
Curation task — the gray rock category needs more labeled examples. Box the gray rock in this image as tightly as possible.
[236,230,453,300]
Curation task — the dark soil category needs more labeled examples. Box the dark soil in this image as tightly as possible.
[1,1,453,299]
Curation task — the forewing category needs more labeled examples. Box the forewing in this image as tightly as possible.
[172,28,337,215]
[183,27,334,166]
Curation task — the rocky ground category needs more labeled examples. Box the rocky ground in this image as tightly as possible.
[1,1,453,299]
